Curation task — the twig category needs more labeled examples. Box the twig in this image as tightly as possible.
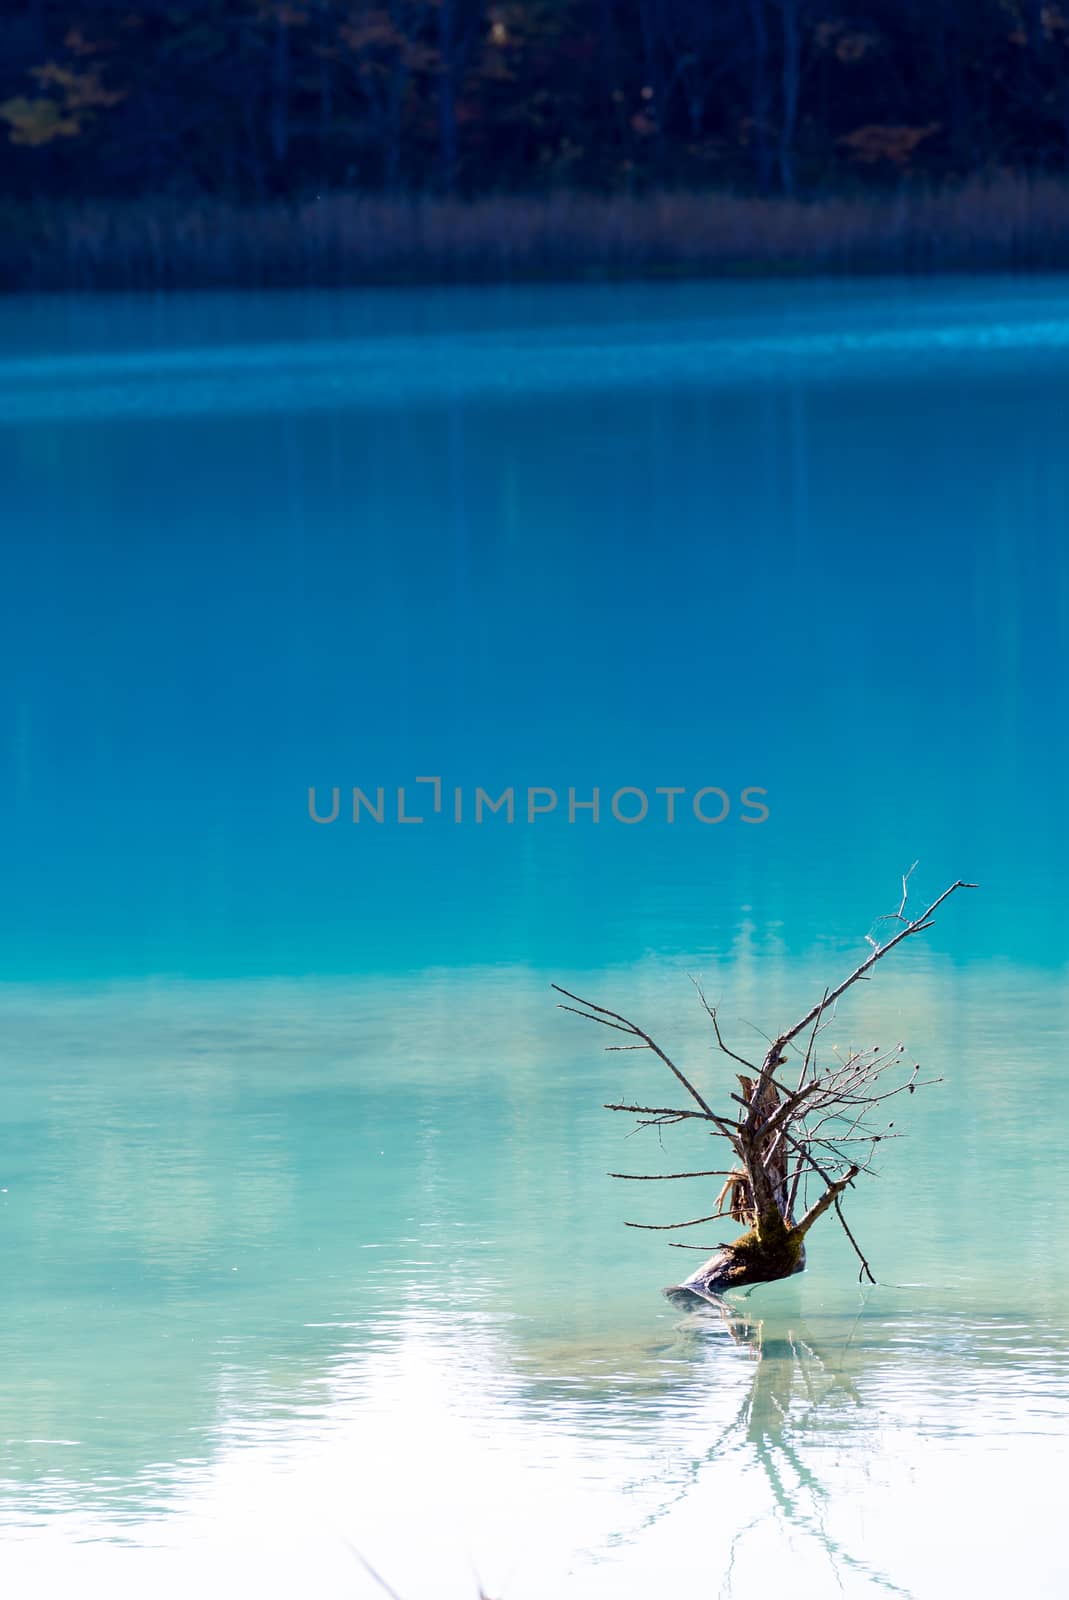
[691,977,758,1069]
[775,880,977,1056]
[800,989,830,1086]
[834,1194,876,1285]
[554,983,718,1119]
[604,1101,718,1121]
[609,1168,740,1180]
[624,1212,731,1230]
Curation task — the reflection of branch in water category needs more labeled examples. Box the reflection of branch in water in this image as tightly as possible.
[633,1296,914,1600]
[343,1538,498,1600]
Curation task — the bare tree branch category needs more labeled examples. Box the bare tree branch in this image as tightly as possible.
[554,983,718,1119]
[604,1101,726,1123]
[624,1212,732,1230]
[834,1195,876,1285]
[609,1168,741,1180]
[771,879,976,1060]
[691,977,758,1069]
[793,1165,860,1239]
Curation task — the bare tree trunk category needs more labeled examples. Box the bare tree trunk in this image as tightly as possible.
[437,0,460,192]
[240,20,268,201]
[673,1165,855,1295]
[271,7,292,167]
[747,0,774,192]
[637,0,668,175]
[384,53,411,191]
[776,0,802,195]
[317,1,334,189]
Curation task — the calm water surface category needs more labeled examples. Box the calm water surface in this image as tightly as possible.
[1,279,1068,1597]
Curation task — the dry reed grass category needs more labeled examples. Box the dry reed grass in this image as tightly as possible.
[3,176,1069,292]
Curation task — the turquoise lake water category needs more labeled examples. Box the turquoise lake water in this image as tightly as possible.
[1,279,1068,1596]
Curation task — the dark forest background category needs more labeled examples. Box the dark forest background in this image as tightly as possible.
[4,1,1069,201]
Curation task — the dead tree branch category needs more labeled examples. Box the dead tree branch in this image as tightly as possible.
[555,872,975,1295]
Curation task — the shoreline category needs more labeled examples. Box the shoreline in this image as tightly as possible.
[5,176,1069,294]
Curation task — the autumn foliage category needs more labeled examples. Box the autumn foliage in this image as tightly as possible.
[2,2,1069,201]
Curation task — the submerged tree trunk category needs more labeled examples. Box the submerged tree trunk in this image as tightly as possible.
[667,1061,858,1297]
[671,1163,857,1295]
[675,1208,805,1296]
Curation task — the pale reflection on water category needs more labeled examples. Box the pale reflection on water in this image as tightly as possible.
[1,960,1067,1596]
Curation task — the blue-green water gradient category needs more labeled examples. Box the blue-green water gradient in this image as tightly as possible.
[1,279,1067,1598]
